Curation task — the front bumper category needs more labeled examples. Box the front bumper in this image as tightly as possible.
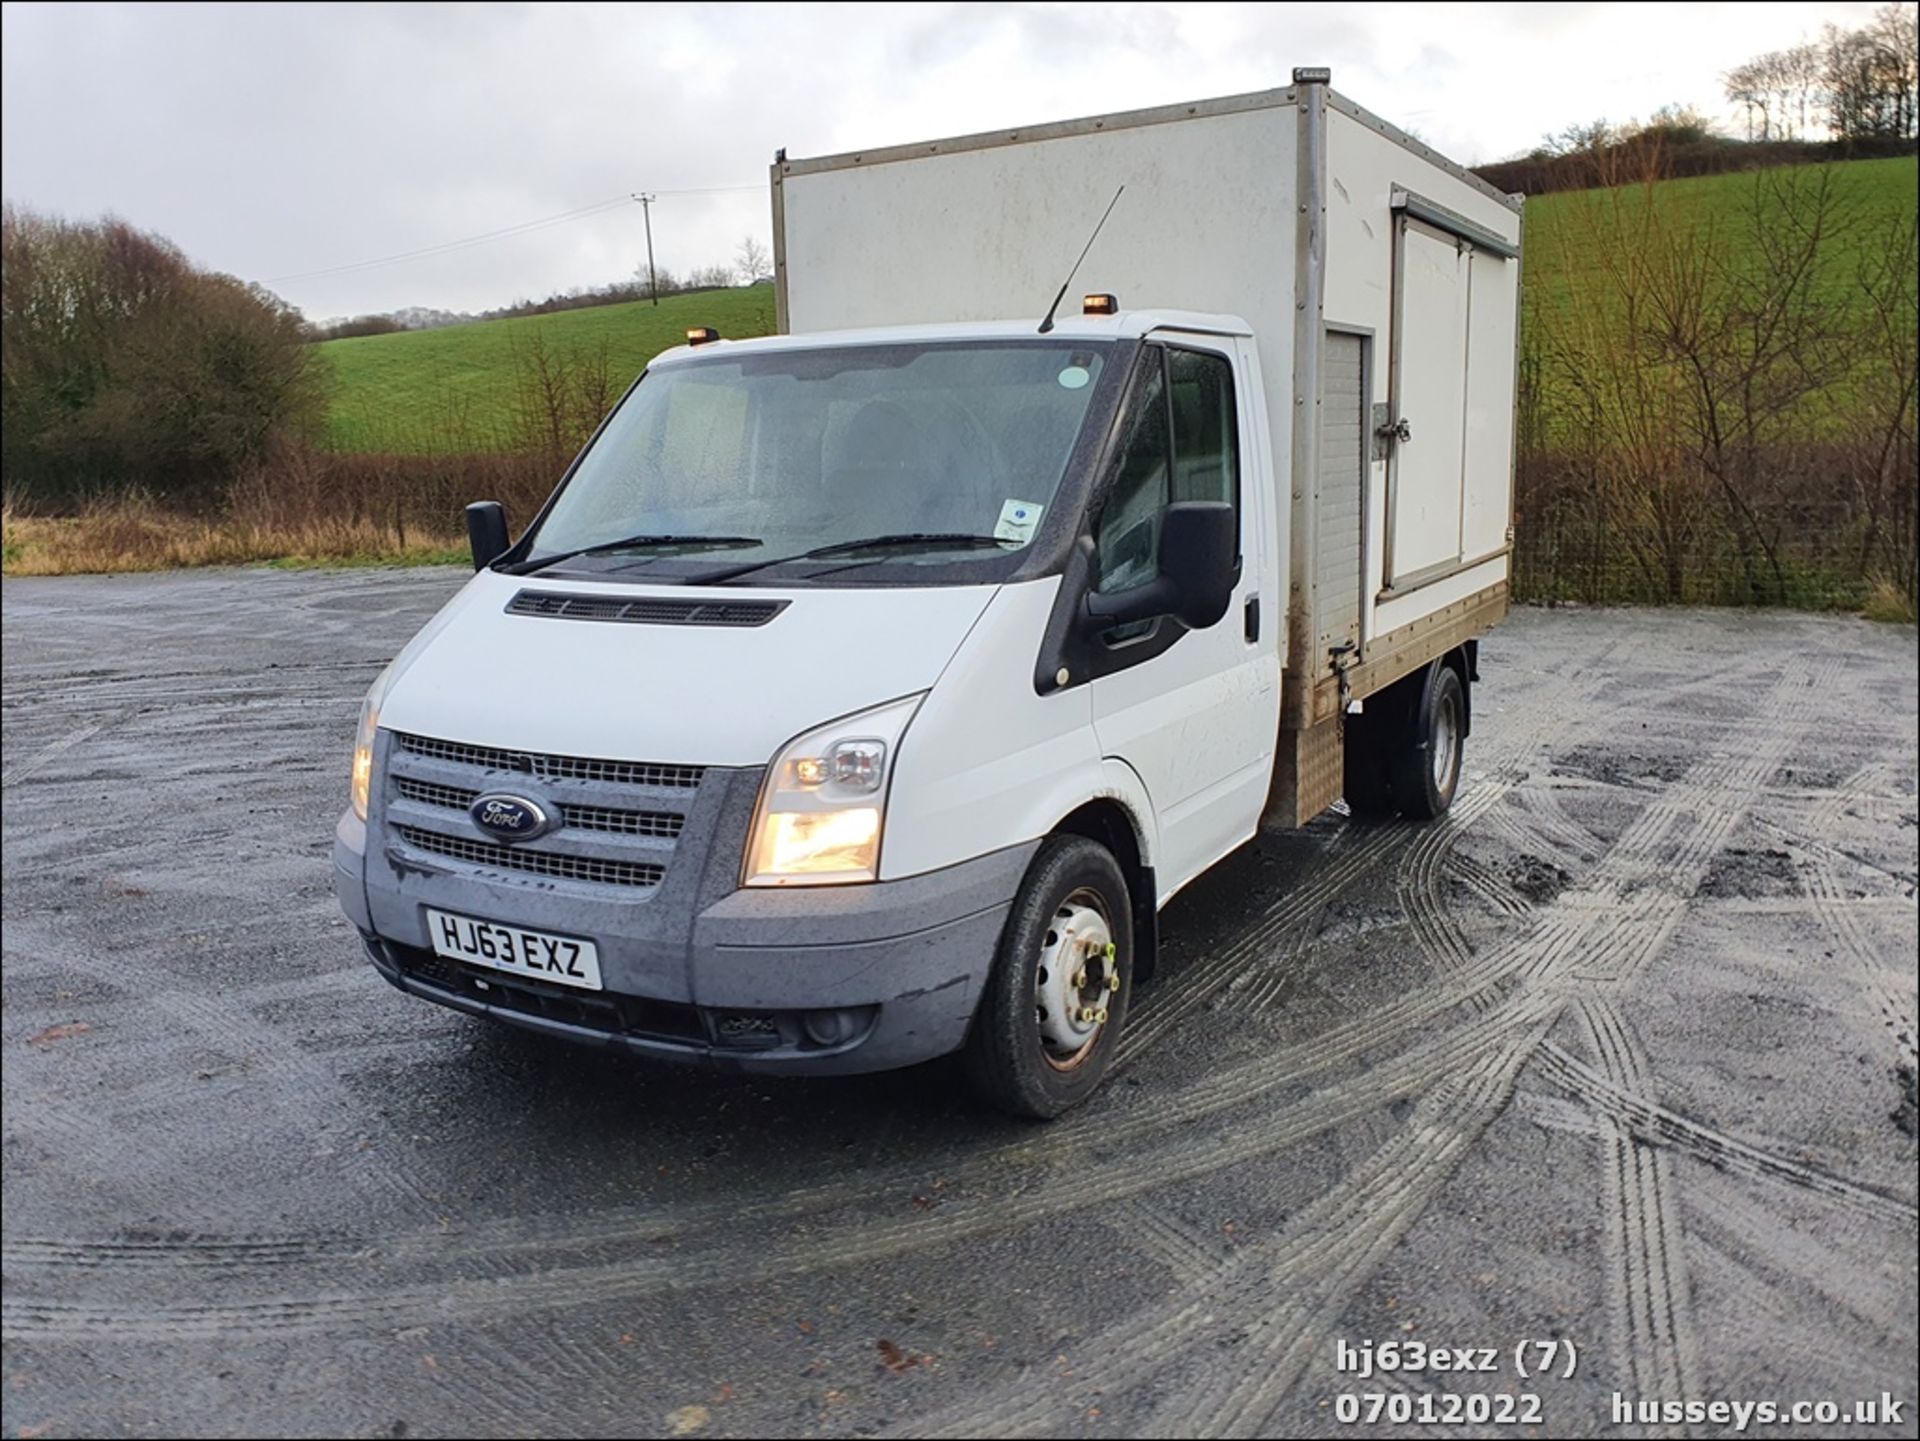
[335,797,1033,1076]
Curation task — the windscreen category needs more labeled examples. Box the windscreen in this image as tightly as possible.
[527,341,1112,573]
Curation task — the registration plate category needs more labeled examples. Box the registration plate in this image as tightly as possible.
[425,908,602,991]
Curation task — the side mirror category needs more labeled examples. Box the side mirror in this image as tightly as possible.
[1083,501,1236,634]
[465,501,510,571]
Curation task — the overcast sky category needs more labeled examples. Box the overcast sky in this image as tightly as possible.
[0,1,1885,320]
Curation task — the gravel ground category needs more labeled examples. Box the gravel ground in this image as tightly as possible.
[2,568,1915,1440]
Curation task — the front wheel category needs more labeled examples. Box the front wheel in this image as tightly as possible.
[964,836,1133,1119]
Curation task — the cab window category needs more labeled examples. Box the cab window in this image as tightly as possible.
[1093,344,1238,598]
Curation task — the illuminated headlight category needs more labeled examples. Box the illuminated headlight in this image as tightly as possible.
[349,663,397,820]
[745,695,922,886]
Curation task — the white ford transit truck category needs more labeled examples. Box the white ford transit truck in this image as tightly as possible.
[334,72,1524,1117]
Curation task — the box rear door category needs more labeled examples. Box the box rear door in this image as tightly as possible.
[1384,217,1470,589]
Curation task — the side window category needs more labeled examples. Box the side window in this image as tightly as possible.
[1093,356,1169,594]
[1168,348,1237,512]
[1093,345,1238,596]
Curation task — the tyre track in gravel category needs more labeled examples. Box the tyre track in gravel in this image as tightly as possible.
[0,708,138,788]
[1790,764,1917,1065]
[0,653,1838,1361]
[1117,1198,1234,1284]
[1532,1043,1914,1224]
[1396,797,1494,1013]
[1577,996,1701,1436]
[0,701,1770,1330]
[921,1011,1560,1440]
[4,805,1564,1310]
[1447,850,1531,919]
[4,657,1581,1302]
[2,926,441,1225]
[1394,642,1783,1022]
[1397,698,1911,1434]
[1119,644,1621,1059]
[904,656,1832,1439]
[2,989,1555,1341]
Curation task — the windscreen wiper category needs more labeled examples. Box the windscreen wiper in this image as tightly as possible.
[699,533,1011,585]
[507,533,763,576]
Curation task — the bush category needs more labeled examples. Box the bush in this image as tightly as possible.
[1,205,331,508]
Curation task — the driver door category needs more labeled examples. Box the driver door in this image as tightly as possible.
[1086,336,1278,896]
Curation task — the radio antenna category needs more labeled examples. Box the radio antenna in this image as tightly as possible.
[1037,185,1125,334]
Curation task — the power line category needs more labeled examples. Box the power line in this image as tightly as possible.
[267,184,763,285]
[267,196,631,283]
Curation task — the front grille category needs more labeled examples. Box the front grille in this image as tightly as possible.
[508,590,787,628]
[394,776,685,838]
[395,733,704,790]
[397,826,664,889]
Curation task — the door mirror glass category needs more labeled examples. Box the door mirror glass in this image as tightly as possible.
[1085,501,1235,632]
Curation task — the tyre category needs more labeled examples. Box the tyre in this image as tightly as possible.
[964,835,1133,1120]
[1389,662,1465,820]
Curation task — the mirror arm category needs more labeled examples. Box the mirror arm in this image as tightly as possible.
[1081,577,1175,632]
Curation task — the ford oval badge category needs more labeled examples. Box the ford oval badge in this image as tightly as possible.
[469,793,554,843]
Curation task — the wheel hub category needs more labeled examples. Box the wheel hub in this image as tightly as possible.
[1034,892,1117,1068]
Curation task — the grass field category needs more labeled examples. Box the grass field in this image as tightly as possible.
[1522,154,1916,322]
[320,285,778,452]
[318,157,1914,457]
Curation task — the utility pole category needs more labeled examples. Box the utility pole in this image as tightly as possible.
[632,193,658,306]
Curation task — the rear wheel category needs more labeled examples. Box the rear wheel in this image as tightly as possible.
[1390,663,1466,820]
[964,836,1133,1120]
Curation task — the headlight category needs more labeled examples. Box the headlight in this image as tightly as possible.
[744,694,922,886]
[349,663,398,820]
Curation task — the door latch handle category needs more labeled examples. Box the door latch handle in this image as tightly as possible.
[1243,595,1261,644]
[1375,416,1413,445]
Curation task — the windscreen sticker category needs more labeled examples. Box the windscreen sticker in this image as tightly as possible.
[994,500,1044,543]
[1057,365,1091,390]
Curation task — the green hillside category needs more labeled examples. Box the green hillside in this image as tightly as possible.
[1523,154,1915,320]
[319,157,1914,456]
[320,286,777,453]
[1520,154,1914,440]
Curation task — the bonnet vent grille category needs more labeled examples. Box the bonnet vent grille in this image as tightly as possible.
[506,590,787,627]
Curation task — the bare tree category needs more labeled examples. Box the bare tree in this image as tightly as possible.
[1872,1,1919,136]
[1724,61,1763,141]
[1644,166,1854,602]
[1825,19,1910,139]
[1780,41,1825,139]
[1839,212,1920,596]
[735,235,773,285]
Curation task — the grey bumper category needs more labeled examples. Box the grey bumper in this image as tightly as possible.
[335,792,1034,1075]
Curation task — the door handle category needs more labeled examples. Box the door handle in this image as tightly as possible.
[1375,416,1413,445]
[1244,594,1260,643]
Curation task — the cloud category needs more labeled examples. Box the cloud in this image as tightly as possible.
[0,1,1886,319]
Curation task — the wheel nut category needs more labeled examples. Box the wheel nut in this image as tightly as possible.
[1073,970,1087,988]
[1095,1008,1108,1023]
